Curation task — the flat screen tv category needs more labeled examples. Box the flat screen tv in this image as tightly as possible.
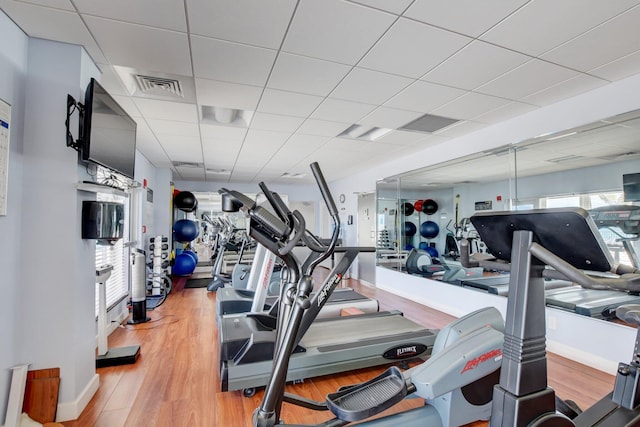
[80,78,137,180]
[623,173,640,202]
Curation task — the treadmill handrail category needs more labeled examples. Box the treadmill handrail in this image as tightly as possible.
[529,243,640,292]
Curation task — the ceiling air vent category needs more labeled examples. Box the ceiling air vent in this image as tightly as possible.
[399,113,460,134]
[135,75,184,98]
[173,161,203,168]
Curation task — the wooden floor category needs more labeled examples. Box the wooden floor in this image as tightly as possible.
[62,272,615,427]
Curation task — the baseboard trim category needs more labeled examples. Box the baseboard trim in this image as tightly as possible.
[56,373,99,422]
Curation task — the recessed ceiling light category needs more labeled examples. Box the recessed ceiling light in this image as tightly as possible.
[337,124,392,141]
[206,169,231,175]
[201,105,253,128]
[281,172,306,179]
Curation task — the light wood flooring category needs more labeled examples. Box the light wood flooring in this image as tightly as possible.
[62,271,616,426]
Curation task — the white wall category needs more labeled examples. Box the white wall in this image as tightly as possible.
[16,38,101,420]
[0,11,28,424]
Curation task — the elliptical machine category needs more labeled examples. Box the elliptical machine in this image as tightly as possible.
[240,162,507,427]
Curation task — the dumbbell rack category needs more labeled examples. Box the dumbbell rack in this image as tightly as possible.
[146,235,171,309]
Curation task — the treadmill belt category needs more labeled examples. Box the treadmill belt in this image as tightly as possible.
[301,314,426,348]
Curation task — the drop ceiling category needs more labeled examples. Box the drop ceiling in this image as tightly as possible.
[2,0,640,184]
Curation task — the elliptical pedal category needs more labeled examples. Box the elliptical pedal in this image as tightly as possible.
[326,366,409,422]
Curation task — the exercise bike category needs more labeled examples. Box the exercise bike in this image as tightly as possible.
[465,208,640,426]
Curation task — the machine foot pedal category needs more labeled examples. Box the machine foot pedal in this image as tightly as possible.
[326,366,407,422]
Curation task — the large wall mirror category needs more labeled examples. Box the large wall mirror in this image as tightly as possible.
[376,109,640,322]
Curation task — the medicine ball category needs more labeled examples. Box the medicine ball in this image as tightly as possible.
[174,191,198,213]
[414,200,424,212]
[421,199,438,215]
[173,219,199,243]
[404,244,414,251]
[172,253,196,276]
[418,241,429,250]
[402,202,415,216]
[420,220,439,239]
[425,246,439,259]
[404,221,417,236]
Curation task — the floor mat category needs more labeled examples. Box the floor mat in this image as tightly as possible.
[185,277,212,288]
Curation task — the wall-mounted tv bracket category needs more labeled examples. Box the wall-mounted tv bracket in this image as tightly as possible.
[66,94,84,151]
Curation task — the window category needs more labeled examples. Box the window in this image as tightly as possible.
[95,192,130,316]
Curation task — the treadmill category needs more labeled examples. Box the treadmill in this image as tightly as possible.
[215,242,379,324]
[217,163,437,394]
[545,205,640,318]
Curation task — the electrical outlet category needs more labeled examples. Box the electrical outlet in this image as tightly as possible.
[547,315,557,330]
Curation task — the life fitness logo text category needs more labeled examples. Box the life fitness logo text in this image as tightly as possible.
[461,348,502,374]
[317,274,343,307]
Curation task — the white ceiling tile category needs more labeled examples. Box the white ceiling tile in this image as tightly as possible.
[75,0,186,32]
[433,120,487,138]
[521,74,609,107]
[16,0,74,10]
[257,89,324,117]
[146,119,200,137]
[348,0,413,15]
[244,129,291,149]
[475,59,579,100]
[422,41,530,90]
[310,98,377,123]
[133,98,199,122]
[324,137,378,153]
[432,92,512,120]
[200,124,247,141]
[0,1,107,63]
[404,0,528,38]
[384,80,466,112]
[282,0,396,65]
[359,17,471,78]
[158,135,202,160]
[250,112,305,133]
[84,15,191,75]
[191,35,276,86]
[589,50,640,81]
[296,119,351,137]
[472,101,539,125]
[135,124,172,167]
[111,95,142,118]
[202,137,243,159]
[195,78,262,111]
[330,67,414,104]
[374,130,429,146]
[541,5,640,72]
[187,0,296,49]
[175,167,206,181]
[267,53,351,96]
[481,0,640,57]
[359,107,423,129]
[285,134,331,151]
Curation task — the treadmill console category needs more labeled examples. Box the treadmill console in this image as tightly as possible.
[589,205,640,235]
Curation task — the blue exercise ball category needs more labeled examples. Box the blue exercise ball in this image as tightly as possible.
[425,246,439,259]
[418,242,429,250]
[173,219,199,243]
[173,253,196,276]
[420,221,440,239]
[183,250,198,265]
[404,221,417,236]
[404,244,414,251]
